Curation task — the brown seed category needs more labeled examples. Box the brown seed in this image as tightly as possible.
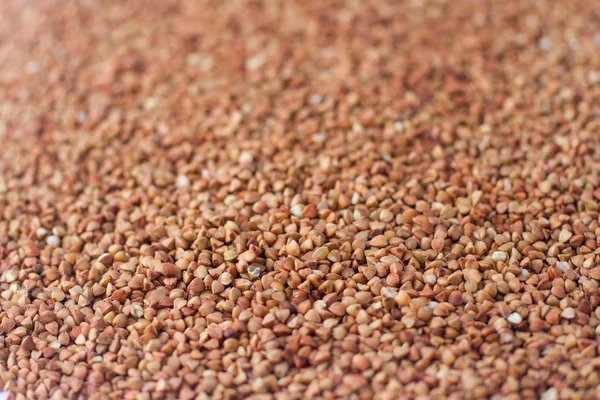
[545,309,560,325]
[23,241,40,257]
[21,336,35,351]
[432,238,445,253]
[352,354,370,372]
[239,250,257,263]
[111,289,128,303]
[463,269,482,284]
[188,278,205,294]
[286,240,301,256]
[312,246,329,260]
[561,308,576,320]
[558,230,572,243]
[305,309,321,323]
[379,210,394,222]
[128,276,144,290]
[589,268,600,280]
[448,291,463,305]
[160,263,182,279]
[211,280,225,293]
[471,190,483,206]
[395,291,411,306]
[98,253,113,266]
[369,235,388,248]
[112,313,128,328]
[329,303,347,316]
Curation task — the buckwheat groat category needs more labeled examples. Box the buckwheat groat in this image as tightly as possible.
[1,1,600,399]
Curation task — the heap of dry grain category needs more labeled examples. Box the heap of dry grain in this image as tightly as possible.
[1,0,600,399]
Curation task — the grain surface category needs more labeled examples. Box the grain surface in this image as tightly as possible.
[1,1,600,399]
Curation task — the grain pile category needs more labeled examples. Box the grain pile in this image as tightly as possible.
[1,0,600,399]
